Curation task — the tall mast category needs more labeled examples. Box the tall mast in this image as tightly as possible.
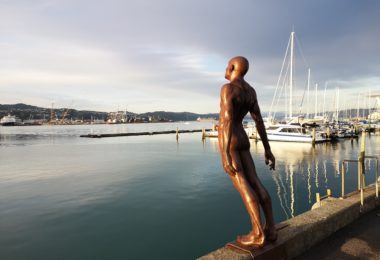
[368,89,371,118]
[357,93,360,121]
[323,82,327,120]
[289,31,295,119]
[336,86,340,122]
[315,83,318,118]
[306,68,310,119]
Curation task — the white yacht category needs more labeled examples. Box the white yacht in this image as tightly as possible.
[0,114,22,126]
[265,124,325,143]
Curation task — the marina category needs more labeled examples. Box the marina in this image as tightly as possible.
[0,123,379,259]
[1,1,380,259]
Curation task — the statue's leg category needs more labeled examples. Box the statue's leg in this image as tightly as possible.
[240,150,278,242]
[228,150,265,247]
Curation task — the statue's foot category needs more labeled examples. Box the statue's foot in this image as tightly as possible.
[236,232,265,248]
[264,226,278,242]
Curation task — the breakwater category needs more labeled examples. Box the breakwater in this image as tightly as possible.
[80,128,211,138]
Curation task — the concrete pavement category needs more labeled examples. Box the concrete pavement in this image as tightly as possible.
[294,207,380,260]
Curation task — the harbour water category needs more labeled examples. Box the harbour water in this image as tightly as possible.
[0,123,379,260]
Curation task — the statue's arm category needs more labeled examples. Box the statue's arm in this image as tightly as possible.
[249,90,276,170]
[220,84,237,175]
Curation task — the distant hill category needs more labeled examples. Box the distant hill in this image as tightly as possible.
[2,103,370,122]
[0,103,218,122]
[0,103,108,121]
[140,111,218,122]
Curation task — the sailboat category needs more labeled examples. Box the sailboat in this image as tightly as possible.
[266,31,327,143]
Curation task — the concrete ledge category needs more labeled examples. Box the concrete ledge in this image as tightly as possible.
[198,184,380,260]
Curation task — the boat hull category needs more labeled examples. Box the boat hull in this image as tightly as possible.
[1,122,16,126]
[266,133,325,143]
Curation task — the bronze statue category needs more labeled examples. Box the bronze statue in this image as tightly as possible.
[218,56,277,248]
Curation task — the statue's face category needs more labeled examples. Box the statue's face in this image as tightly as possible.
[225,62,233,80]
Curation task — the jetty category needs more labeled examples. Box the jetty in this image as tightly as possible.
[80,128,211,138]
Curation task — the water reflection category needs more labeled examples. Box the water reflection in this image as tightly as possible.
[272,172,290,219]
[204,135,379,220]
[249,138,378,219]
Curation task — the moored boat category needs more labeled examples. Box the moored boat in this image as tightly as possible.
[264,124,326,143]
[0,114,22,126]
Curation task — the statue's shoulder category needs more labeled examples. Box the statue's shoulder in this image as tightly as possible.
[220,83,236,96]
[221,83,232,90]
[246,84,257,100]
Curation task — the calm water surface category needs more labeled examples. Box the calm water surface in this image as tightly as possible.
[0,123,379,259]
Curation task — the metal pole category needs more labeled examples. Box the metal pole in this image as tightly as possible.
[307,68,310,119]
[342,161,345,198]
[315,84,318,118]
[289,31,294,119]
[360,133,365,207]
[358,132,365,190]
[376,158,379,199]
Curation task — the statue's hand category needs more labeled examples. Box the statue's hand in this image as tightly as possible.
[223,154,237,176]
[265,150,276,171]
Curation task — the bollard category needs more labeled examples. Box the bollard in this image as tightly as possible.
[327,189,332,198]
[316,193,321,207]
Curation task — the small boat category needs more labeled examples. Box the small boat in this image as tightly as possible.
[204,123,255,138]
[265,124,326,143]
[204,123,219,138]
[204,130,218,138]
[197,117,217,122]
[0,114,22,126]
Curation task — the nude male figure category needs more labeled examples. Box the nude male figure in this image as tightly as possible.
[218,56,277,247]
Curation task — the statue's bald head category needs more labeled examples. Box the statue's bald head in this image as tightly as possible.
[225,56,249,81]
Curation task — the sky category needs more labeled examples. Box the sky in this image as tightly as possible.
[0,0,379,114]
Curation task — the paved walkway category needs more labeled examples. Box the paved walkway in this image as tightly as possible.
[295,207,380,260]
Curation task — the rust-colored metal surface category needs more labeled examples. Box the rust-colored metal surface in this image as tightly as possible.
[226,240,286,260]
[218,56,277,247]
[225,223,288,260]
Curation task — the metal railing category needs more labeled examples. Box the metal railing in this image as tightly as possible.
[341,156,379,206]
